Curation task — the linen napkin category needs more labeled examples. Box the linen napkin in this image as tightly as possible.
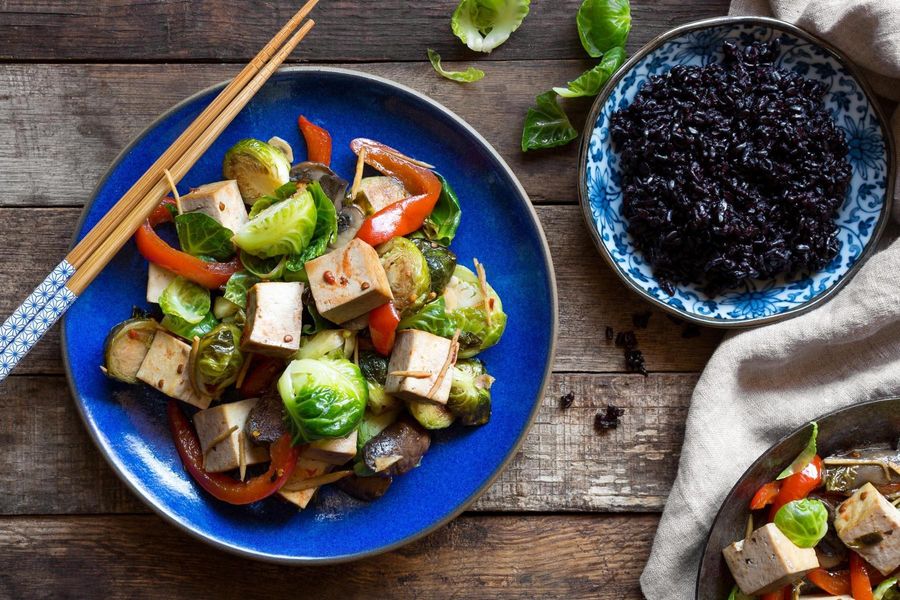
[640,1,900,597]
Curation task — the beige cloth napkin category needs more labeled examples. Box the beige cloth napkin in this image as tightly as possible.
[640,2,900,598]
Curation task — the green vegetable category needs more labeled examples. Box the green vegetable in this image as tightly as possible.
[448,358,493,425]
[233,186,317,258]
[553,46,627,98]
[778,421,818,480]
[357,408,401,451]
[367,381,402,415]
[278,357,368,442]
[223,272,260,308]
[407,401,455,430]
[377,237,431,316]
[295,329,356,361]
[173,212,235,261]
[103,317,158,384]
[773,498,828,548]
[358,350,389,385]
[239,251,286,280]
[161,312,218,340]
[190,323,245,397]
[444,265,507,357]
[451,0,531,53]
[422,174,462,246]
[874,577,899,600]
[248,182,298,219]
[302,300,329,336]
[726,586,753,600]
[521,91,578,151]
[158,276,211,325]
[412,239,457,296]
[427,48,485,83]
[222,138,291,202]
[398,296,458,338]
[212,296,240,320]
[576,0,631,58]
[284,181,338,279]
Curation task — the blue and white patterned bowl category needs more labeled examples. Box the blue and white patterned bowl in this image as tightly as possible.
[578,17,895,327]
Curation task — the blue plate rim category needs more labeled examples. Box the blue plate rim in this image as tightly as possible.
[60,65,559,564]
[577,15,897,329]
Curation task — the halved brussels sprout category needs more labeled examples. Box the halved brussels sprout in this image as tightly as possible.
[407,401,455,430]
[158,276,211,325]
[267,136,294,163]
[278,357,368,442]
[212,296,240,320]
[444,265,507,358]
[448,358,493,426]
[222,138,290,202]
[411,238,457,296]
[377,237,431,316]
[356,408,401,451]
[367,380,401,415]
[189,323,245,397]
[103,317,158,383]
[233,187,317,258]
[295,329,356,361]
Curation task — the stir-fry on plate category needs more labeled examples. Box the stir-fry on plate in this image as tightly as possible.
[62,67,556,562]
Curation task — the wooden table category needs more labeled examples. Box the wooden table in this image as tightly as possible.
[0,1,731,597]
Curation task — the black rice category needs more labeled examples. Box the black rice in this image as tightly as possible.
[610,40,851,295]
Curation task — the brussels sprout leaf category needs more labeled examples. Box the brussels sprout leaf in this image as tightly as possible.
[521,91,578,151]
[239,250,286,280]
[161,312,218,340]
[223,272,260,309]
[159,276,211,325]
[233,186,317,258]
[248,182,298,219]
[553,46,627,98]
[302,300,329,336]
[451,0,531,54]
[777,421,818,480]
[726,586,753,600]
[427,49,485,83]
[576,0,632,58]
[398,297,458,338]
[873,577,899,600]
[422,174,462,246]
[285,181,337,277]
[174,212,235,261]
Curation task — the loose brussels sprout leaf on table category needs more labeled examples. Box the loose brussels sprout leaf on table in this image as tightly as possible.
[174,212,235,261]
[222,138,290,202]
[553,46,627,98]
[189,323,245,397]
[233,186,317,259]
[103,317,158,383]
[448,358,494,426]
[411,238,457,296]
[451,0,531,54]
[278,357,368,443]
[378,237,431,316]
[159,276,211,325]
[427,48,485,83]
[576,0,632,58]
[521,91,579,152]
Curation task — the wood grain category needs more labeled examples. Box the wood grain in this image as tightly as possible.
[0,513,657,599]
[0,206,720,376]
[0,372,696,515]
[0,0,729,62]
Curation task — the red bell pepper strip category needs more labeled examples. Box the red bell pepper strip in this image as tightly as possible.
[135,198,240,289]
[750,481,782,510]
[769,455,823,519]
[850,552,874,600]
[369,301,400,356]
[808,569,851,595]
[239,356,285,399]
[761,586,790,600]
[297,115,332,166]
[350,138,442,247]
[167,400,298,505]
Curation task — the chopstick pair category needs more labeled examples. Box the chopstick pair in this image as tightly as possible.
[0,1,319,382]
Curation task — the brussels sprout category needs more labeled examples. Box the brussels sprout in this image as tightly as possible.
[448,358,493,426]
[290,161,349,206]
[377,237,431,316]
[366,380,401,415]
[278,357,368,442]
[407,401,455,430]
[358,350,388,385]
[233,187,317,259]
[161,312,218,340]
[357,408,401,451]
[239,251,286,280]
[222,138,290,202]
[223,272,260,309]
[774,498,829,548]
[411,238,457,295]
[248,182,298,219]
[444,265,507,358]
[267,136,294,163]
[159,276,211,325]
[189,323,245,397]
[295,329,356,361]
[103,317,158,383]
[212,296,240,320]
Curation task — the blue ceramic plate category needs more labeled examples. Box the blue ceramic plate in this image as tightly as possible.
[61,67,557,563]
[579,17,895,327]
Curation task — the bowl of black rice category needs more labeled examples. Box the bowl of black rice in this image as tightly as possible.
[578,16,895,327]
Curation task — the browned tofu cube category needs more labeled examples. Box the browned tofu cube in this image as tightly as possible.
[136,332,211,409]
[180,180,248,233]
[240,282,304,358]
[305,238,392,324]
[278,455,332,509]
[834,483,900,575]
[385,329,455,405]
[723,523,819,595]
[305,430,358,465]
[193,398,269,473]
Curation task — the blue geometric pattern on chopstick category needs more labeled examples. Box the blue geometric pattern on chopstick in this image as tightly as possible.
[0,260,75,354]
[0,284,77,381]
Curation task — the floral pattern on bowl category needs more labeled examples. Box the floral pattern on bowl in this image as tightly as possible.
[580,18,894,327]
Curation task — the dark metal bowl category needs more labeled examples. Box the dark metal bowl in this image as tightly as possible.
[696,398,900,598]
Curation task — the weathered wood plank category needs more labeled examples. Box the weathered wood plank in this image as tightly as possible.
[0,206,720,375]
[0,513,656,598]
[0,0,729,62]
[0,372,695,515]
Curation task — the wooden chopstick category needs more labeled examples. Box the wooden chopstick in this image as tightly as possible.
[66,0,319,269]
[67,18,315,295]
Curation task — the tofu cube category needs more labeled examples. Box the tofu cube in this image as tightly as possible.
[305,238,392,324]
[723,523,819,595]
[240,282,304,358]
[180,180,249,233]
[355,176,407,214]
[146,263,177,304]
[834,482,900,575]
[278,455,332,509]
[136,332,211,409]
[305,430,358,465]
[192,398,269,473]
[385,330,455,405]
